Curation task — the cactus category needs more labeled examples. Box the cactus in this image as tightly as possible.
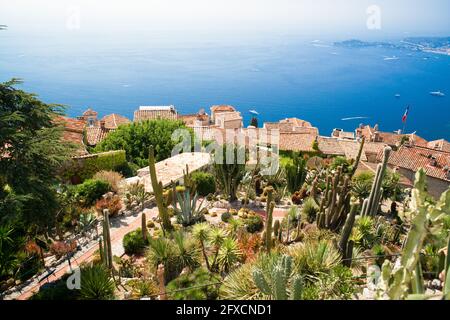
[376,169,450,299]
[252,255,302,300]
[102,209,113,270]
[141,212,148,241]
[349,137,365,178]
[338,204,357,266]
[213,144,246,201]
[148,145,172,232]
[285,153,307,194]
[273,220,281,239]
[157,264,167,300]
[264,189,275,252]
[362,147,391,216]
[317,166,352,232]
[98,238,104,264]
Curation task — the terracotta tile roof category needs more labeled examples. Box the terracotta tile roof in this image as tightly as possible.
[133,109,178,122]
[280,117,312,128]
[82,108,98,117]
[85,126,113,146]
[279,133,317,152]
[317,137,345,156]
[100,114,130,129]
[316,137,387,161]
[378,145,450,182]
[356,125,428,147]
[210,105,236,113]
[428,139,450,153]
[54,116,87,155]
[263,118,317,134]
[178,114,198,125]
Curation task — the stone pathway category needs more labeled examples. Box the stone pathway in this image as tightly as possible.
[5,207,158,300]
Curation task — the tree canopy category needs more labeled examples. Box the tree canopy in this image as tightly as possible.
[0,79,74,231]
[93,119,191,168]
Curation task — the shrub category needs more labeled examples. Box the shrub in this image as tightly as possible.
[191,172,216,196]
[221,211,232,223]
[123,228,149,255]
[167,268,221,300]
[74,179,111,207]
[63,150,127,183]
[245,215,264,233]
[50,240,77,259]
[92,170,124,193]
[95,195,122,216]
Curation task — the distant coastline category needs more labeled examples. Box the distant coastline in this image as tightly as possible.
[334,37,450,56]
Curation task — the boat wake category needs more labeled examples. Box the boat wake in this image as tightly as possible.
[341,116,369,121]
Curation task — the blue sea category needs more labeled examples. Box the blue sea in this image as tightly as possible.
[1,32,449,140]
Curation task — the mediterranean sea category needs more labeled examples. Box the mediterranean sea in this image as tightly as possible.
[1,32,449,140]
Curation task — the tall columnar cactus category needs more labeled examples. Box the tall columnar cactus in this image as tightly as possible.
[141,212,148,241]
[148,145,172,232]
[273,220,281,240]
[376,169,450,300]
[213,144,246,202]
[264,189,275,252]
[102,209,113,270]
[349,137,365,178]
[157,264,167,300]
[252,255,303,300]
[338,204,358,267]
[317,166,352,231]
[362,146,392,216]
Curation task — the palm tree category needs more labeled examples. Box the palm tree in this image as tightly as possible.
[192,223,212,271]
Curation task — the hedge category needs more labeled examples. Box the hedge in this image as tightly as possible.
[61,150,127,184]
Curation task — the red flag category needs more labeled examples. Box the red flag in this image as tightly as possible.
[402,106,410,123]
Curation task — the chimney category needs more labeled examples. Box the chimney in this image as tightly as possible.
[429,156,437,167]
[100,120,106,129]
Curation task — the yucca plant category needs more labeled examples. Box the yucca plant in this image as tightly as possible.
[146,237,178,282]
[79,264,115,300]
[287,240,341,277]
[302,197,319,223]
[172,231,201,272]
[209,228,227,271]
[217,238,242,274]
[192,222,212,271]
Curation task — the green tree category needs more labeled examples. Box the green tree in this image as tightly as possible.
[250,117,258,128]
[94,119,191,167]
[0,79,74,231]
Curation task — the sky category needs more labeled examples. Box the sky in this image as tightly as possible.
[0,0,449,41]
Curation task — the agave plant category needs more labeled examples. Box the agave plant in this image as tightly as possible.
[174,188,206,227]
[252,254,303,300]
[79,264,115,300]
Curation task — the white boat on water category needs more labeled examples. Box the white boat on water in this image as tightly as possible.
[395,94,401,98]
[430,91,445,97]
[249,110,259,115]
